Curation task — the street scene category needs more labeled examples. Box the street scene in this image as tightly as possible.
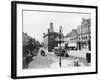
[28,48,90,69]
[22,10,91,69]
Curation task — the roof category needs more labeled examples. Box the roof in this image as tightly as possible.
[65,32,71,38]
[65,29,77,38]
[43,32,64,38]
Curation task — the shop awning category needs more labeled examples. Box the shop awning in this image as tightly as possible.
[68,43,77,47]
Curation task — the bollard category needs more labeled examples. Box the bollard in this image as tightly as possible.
[74,58,79,66]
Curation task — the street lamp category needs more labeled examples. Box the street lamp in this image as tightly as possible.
[59,26,62,67]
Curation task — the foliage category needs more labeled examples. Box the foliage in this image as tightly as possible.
[22,35,40,68]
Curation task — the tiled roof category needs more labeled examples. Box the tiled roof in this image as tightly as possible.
[65,29,77,38]
[65,32,72,38]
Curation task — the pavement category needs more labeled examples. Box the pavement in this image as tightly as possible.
[68,50,91,59]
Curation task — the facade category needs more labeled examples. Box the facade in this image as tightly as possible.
[65,32,71,44]
[43,33,48,49]
[70,29,78,43]
[48,32,59,52]
[65,29,77,45]
[43,22,64,52]
[77,18,91,50]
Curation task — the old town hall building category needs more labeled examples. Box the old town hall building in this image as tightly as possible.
[43,22,64,52]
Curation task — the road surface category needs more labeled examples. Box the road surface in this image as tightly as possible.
[28,48,90,69]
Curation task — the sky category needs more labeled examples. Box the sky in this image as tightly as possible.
[23,10,90,43]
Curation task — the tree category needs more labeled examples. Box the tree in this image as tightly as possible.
[35,40,40,47]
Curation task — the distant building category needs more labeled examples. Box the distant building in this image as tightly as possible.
[65,32,71,44]
[65,29,77,45]
[65,18,91,51]
[77,18,91,50]
[43,22,64,52]
[43,33,48,49]
[70,29,78,43]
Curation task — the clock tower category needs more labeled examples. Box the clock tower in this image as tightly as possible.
[50,22,54,32]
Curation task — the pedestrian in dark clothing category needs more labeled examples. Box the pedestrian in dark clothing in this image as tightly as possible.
[41,50,45,56]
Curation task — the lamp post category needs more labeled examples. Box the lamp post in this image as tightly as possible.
[88,19,91,51]
[59,26,62,67]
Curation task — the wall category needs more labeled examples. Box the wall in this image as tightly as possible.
[43,35,48,49]
[0,0,99,80]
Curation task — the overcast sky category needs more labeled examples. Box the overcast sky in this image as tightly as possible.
[23,10,90,43]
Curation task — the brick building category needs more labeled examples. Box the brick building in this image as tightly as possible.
[43,22,64,52]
